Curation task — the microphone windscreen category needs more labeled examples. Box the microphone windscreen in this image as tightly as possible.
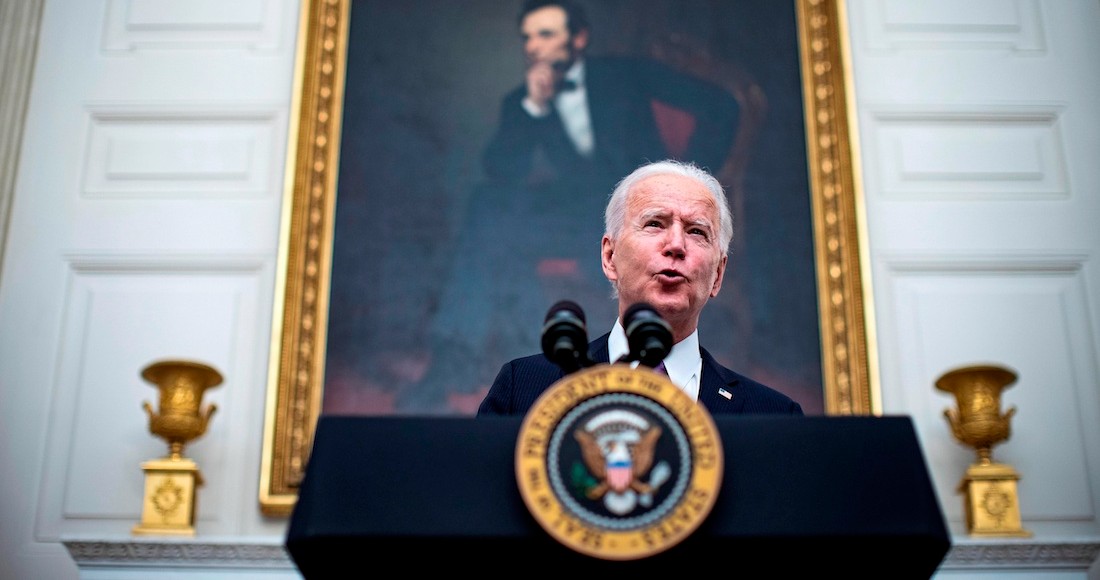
[542,299,590,373]
[623,302,672,367]
[623,301,656,324]
[546,299,586,324]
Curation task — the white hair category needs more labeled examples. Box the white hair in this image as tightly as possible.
[604,159,733,253]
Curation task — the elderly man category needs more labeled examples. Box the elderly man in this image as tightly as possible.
[477,159,803,416]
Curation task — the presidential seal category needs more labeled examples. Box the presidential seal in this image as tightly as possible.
[515,362,724,560]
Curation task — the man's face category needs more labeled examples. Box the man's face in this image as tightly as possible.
[520,5,587,71]
[601,174,728,336]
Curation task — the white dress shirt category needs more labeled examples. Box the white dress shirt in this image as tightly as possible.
[607,319,703,402]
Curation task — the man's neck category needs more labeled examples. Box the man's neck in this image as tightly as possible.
[608,318,698,362]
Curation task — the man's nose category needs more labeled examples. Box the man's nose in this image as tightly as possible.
[662,226,687,258]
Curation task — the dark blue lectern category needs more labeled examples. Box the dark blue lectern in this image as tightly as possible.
[286,415,950,578]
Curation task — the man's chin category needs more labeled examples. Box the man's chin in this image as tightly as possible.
[643,297,690,321]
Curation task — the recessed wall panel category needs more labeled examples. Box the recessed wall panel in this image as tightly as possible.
[102,0,282,50]
[863,0,1045,51]
[83,110,277,198]
[877,257,1098,527]
[867,109,1067,199]
[35,257,263,536]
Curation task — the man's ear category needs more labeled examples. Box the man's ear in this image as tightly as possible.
[572,29,589,52]
[709,255,728,298]
[601,236,617,282]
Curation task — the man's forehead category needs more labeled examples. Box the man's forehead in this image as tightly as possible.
[522,6,568,33]
[628,176,717,213]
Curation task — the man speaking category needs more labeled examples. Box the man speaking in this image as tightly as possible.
[477,159,803,416]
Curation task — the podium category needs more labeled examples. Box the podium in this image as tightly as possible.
[286,415,950,578]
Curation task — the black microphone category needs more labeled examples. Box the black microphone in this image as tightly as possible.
[541,300,591,374]
[622,302,673,368]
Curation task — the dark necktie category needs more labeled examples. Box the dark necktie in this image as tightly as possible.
[558,79,579,92]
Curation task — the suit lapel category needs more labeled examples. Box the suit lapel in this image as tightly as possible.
[696,347,746,413]
[589,335,743,413]
[588,333,611,364]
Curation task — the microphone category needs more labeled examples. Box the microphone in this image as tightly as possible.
[541,300,591,374]
[622,302,673,368]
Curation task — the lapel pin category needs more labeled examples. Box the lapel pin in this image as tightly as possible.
[718,388,732,400]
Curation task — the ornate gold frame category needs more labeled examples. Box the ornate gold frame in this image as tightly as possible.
[260,0,875,515]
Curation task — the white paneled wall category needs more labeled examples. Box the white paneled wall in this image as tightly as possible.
[846,0,1100,576]
[0,1,1098,578]
[0,0,298,578]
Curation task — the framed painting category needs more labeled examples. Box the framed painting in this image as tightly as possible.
[261,0,873,515]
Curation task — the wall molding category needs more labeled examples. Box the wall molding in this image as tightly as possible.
[941,537,1100,571]
[0,0,46,281]
[63,537,294,570]
[62,536,1100,574]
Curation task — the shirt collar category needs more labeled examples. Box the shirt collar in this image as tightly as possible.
[608,318,701,381]
[564,59,585,88]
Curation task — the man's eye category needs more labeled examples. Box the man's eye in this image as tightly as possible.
[690,228,709,238]
[645,220,662,228]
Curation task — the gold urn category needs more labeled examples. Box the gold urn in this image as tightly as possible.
[141,360,223,459]
[935,364,1030,538]
[133,359,223,536]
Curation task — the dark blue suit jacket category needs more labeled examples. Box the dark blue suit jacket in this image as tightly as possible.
[477,333,804,416]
